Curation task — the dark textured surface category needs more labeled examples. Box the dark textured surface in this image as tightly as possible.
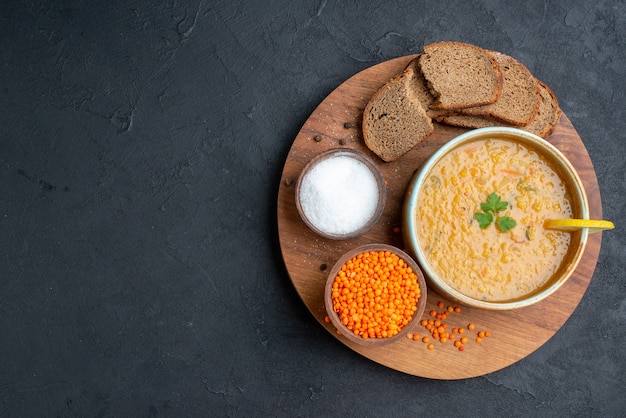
[1,0,624,416]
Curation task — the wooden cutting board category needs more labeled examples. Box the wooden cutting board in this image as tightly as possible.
[277,55,602,380]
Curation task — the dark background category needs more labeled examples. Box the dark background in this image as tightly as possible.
[1,0,625,416]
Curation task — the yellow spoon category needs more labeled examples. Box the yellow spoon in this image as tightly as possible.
[544,219,615,234]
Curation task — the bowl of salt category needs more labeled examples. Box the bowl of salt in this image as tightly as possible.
[295,148,387,240]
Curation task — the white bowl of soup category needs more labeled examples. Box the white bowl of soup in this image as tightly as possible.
[402,127,589,310]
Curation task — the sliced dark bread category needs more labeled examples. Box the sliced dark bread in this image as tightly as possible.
[403,57,435,111]
[418,41,503,110]
[437,81,561,138]
[362,65,434,162]
[521,81,561,137]
[459,51,540,126]
[403,57,454,120]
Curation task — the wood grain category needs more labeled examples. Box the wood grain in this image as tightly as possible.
[277,55,602,380]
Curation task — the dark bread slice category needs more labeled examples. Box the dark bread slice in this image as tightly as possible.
[435,114,494,129]
[418,41,503,110]
[521,81,561,137]
[403,57,452,120]
[459,51,540,126]
[362,65,434,162]
[437,81,561,139]
[403,57,435,111]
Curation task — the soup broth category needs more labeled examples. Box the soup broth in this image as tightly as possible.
[416,138,573,301]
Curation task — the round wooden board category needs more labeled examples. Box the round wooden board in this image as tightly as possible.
[277,55,602,380]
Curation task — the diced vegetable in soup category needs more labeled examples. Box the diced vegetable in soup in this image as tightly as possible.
[416,138,573,301]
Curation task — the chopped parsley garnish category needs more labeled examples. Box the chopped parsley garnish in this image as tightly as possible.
[475,192,517,232]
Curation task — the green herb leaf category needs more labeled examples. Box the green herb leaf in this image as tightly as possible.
[475,211,493,229]
[475,192,517,232]
[497,216,517,232]
[481,192,509,213]
[479,202,492,213]
[495,200,509,212]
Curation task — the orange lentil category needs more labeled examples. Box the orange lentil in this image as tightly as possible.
[408,300,492,351]
[413,333,421,341]
[331,250,421,339]
[406,333,413,340]
[324,315,331,323]
[427,343,435,350]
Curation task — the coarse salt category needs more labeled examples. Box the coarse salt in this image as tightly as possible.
[299,154,380,236]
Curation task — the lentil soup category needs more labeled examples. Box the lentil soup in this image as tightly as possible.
[416,138,574,302]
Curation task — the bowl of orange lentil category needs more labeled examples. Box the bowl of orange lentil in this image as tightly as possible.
[324,244,428,347]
